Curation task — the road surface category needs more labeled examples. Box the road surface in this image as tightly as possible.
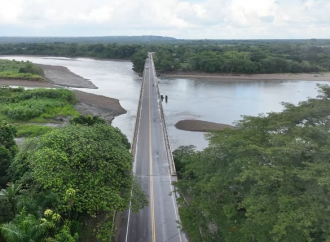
[118,54,188,242]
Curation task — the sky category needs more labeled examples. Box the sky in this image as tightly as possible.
[0,0,329,39]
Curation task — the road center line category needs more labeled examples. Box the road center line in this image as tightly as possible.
[149,58,156,242]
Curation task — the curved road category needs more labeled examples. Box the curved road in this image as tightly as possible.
[118,54,188,242]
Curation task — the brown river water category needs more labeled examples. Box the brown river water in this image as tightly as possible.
[1,56,328,150]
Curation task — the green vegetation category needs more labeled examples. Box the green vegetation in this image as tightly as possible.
[0,120,147,241]
[1,39,330,74]
[0,87,78,122]
[174,84,330,242]
[70,114,106,126]
[131,48,148,72]
[14,124,54,138]
[0,43,140,59]
[0,86,146,240]
[0,121,17,188]
[29,124,137,214]
[0,60,44,81]
[152,42,330,74]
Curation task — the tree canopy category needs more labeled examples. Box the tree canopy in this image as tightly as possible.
[19,124,145,214]
[0,121,17,188]
[1,122,147,241]
[1,39,330,74]
[174,84,330,242]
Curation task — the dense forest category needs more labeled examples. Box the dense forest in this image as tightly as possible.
[1,39,330,74]
[173,84,330,242]
[0,87,148,241]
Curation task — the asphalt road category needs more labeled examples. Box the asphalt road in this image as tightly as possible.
[118,54,188,242]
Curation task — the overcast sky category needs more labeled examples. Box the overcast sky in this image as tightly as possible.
[0,0,329,39]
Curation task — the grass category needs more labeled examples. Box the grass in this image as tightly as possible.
[0,86,78,123]
[15,124,54,137]
[0,59,44,81]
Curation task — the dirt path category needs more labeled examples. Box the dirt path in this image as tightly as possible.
[38,64,97,89]
[161,72,330,81]
[175,119,235,132]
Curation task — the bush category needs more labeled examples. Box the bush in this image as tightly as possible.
[21,124,145,215]
[0,60,44,81]
[70,115,105,126]
[0,87,78,121]
[15,124,53,137]
[1,99,63,120]
[18,62,43,76]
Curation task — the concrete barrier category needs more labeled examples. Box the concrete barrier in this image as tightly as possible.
[130,63,145,159]
[150,55,177,176]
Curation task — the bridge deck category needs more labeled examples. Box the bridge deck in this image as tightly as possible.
[118,54,188,242]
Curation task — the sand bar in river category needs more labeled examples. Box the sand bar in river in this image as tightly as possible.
[37,64,97,89]
[0,65,126,123]
[175,120,235,132]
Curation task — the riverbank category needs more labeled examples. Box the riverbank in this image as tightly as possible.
[175,120,235,132]
[0,79,54,87]
[160,72,330,81]
[73,90,126,124]
[8,89,126,145]
[38,64,98,89]
[0,81,125,122]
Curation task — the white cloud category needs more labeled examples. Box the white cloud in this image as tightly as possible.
[0,0,329,38]
[0,0,24,24]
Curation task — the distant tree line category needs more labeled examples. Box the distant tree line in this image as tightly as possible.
[152,41,330,74]
[0,43,140,60]
[1,39,330,74]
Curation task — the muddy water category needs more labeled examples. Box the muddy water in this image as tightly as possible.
[0,56,141,145]
[1,56,328,150]
[159,78,327,149]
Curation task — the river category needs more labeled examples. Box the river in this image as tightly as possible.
[1,56,328,150]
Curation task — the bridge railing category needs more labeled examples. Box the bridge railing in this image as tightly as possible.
[150,54,177,176]
[131,62,146,159]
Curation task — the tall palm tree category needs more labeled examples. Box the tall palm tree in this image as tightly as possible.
[0,182,22,214]
[0,210,53,242]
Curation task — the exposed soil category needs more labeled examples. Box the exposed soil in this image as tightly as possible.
[38,64,98,89]
[0,79,54,87]
[160,71,330,81]
[73,90,126,124]
[0,63,127,126]
[0,81,126,125]
[12,91,126,145]
[175,119,235,132]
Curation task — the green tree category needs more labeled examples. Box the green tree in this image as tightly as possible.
[17,124,146,215]
[0,121,17,188]
[131,49,148,72]
[0,183,22,214]
[0,210,54,242]
[175,85,330,242]
[70,115,106,126]
[173,145,196,179]
[0,198,13,224]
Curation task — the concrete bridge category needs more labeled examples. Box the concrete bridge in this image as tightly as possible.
[118,53,188,242]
